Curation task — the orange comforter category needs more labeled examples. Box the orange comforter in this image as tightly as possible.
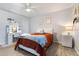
[32,33,53,49]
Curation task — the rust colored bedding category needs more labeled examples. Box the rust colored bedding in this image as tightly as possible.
[32,33,53,49]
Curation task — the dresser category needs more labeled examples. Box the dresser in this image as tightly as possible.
[61,35,73,48]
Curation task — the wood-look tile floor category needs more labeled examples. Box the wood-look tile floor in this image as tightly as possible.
[0,43,78,56]
[46,43,78,56]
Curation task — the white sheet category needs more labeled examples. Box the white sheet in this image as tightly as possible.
[19,44,40,56]
[21,33,31,36]
[20,33,32,39]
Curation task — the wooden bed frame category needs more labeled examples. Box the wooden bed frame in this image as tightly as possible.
[15,33,53,56]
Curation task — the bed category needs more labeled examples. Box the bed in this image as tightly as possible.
[15,33,53,56]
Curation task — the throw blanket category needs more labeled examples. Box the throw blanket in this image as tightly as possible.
[31,35,47,47]
[21,33,47,47]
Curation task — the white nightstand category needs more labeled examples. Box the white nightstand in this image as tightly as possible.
[61,34,73,48]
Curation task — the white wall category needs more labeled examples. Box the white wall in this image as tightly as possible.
[30,7,73,43]
[0,9,29,45]
[73,23,79,55]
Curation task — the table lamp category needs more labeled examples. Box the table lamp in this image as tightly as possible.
[65,26,73,35]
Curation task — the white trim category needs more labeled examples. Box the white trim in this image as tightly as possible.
[1,42,16,48]
[0,42,5,46]
[75,47,79,55]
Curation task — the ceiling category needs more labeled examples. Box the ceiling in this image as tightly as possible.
[0,3,75,18]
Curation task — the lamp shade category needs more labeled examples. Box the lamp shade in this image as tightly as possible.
[65,26,73,31]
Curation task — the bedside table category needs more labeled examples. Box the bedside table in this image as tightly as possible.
[61,35,73,48]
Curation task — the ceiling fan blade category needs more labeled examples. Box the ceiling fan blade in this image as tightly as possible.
[20,3,39,12]
[30,6,39,8]
[25,3,31,8]
[26,3,30,7]
[24,3,39,9]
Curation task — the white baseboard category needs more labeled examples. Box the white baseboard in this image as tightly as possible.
[1,44,13,47]
[0,42,5,46]
[75,47,79,55]
[1,42,16,48]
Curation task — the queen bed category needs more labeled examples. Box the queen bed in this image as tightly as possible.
[15,33,53,56]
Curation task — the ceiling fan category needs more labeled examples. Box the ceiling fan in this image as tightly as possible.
[24,3,37,12]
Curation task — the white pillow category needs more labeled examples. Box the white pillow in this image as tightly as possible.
[21,33,31,36]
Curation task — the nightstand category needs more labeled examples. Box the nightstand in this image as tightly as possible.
[61,35,73,48]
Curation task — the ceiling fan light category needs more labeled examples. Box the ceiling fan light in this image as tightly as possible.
[26,8,32,12]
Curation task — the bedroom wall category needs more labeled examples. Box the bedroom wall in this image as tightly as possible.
[73,22,79,55]
[30,7,73,43]
[0,9,29,45]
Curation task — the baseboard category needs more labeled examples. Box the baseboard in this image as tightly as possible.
[75,47,79,55]
[0,42,5,46]
[1,42,16,48]
[1,44,11,47]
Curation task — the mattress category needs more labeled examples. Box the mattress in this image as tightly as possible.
[19,44,40,56]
